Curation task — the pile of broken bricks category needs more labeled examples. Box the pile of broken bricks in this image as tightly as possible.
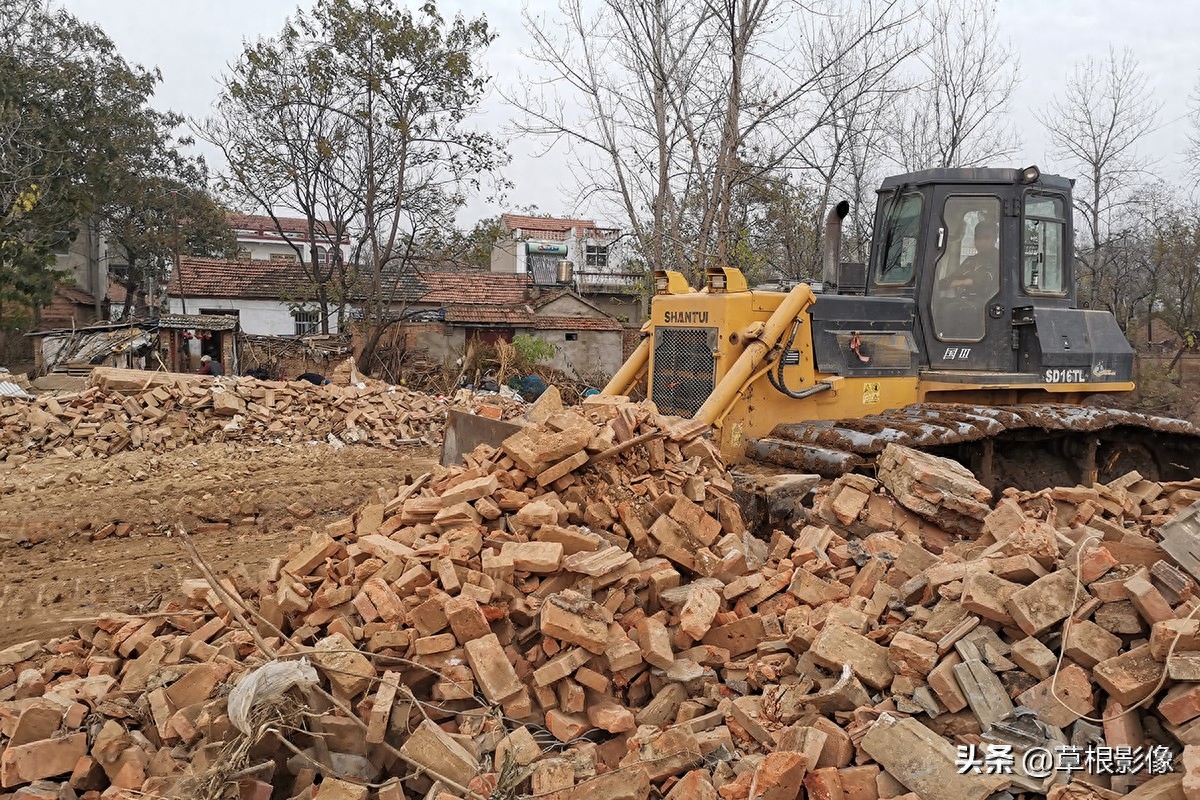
[0,366,520,463]
[3,394,1200,800]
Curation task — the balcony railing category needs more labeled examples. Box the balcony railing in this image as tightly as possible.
[575,270,646,291]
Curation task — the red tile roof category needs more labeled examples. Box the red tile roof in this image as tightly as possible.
[501,213,597,234]
[107,279,130,305]
[171,257,315,300]
[227,213,348,243]
[534,316,623,332]
[171,257,534,306]
[443,306,534,325]
[55,285,95,306]
[169,259,622,336]
[412,272,532,306]
[442,307,622,332]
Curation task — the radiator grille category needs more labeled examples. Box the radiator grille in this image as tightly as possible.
[651,327,718,417]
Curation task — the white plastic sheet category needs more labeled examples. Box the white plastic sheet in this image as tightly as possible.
[227,658,319,735]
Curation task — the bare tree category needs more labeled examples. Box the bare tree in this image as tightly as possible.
[1186,75,1200,181]
[890,0,1020,171]
[795,0,920,274]
[202,31,361,333]
[511,0,914,283]
[1038,47,1162,330]
[204,0,505,365]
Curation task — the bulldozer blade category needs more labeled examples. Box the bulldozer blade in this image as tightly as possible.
[441,409,524,467]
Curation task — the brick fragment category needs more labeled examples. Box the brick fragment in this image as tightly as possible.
[464,633,523,704]
[810,625,895,690]
[1093,644,1162,705]
[1062,619,1122,669]
[1006,569,1083,635]
[540,591,610,654]
[860,714,1007,800]
[637,616,675,669]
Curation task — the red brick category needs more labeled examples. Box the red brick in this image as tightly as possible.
[1062,619,1122,669]
[541,591,610,654]
[164,662,228,708]
[1182,746,1200,800]
[1102,698,1145,748]
[464,633,523,704]
[806,767,846,800]
[1,732,89,787]
[314,778,369,800]
[811,625,894,690]
[585,694,636,733]
[1010,637,1057,680]
[1159,682,1200,725]
[838,765,881,800]
[959,573,1020,625]
[9,703,64,747]
[569,767,650,800]
[398,719,479,788]
[1076,544,1119,584]
[680,586,722,640]
[618,727,704,782]
[445,595,491,644]
[496,726,542,767]
[927,653,968,712]
[1151,619,1200,660]
[887,632,938,677]
[637,616,674,669]
[1006,570,1083,635]
[312,634,375,698]
[545,709,590,743]
[501,541,564,573]
[1093,644,1162,705]
[665,770,719,800]
[1016,662,1094,727]
[533,758,575,800]
[1125,574,1176,625]
[860,714,1007,800]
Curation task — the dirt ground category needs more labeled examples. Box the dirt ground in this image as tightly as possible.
[0,443,438,647]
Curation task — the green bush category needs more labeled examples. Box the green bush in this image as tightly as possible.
[512,333,556,368]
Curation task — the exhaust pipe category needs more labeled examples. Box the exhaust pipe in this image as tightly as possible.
[821,200,851,290]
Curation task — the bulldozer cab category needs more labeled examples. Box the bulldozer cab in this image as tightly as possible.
[864,167,1118,380]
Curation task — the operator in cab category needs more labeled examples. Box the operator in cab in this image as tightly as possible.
[947,220,998,293]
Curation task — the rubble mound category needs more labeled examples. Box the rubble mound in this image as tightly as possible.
[2,407,1200,799]
[0,367,522,462]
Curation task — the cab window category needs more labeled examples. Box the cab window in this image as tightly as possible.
[873,193,922,286]
[931,196,1001,342]
[1023,194,1066,295]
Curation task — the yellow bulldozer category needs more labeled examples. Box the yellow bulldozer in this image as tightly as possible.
[450,166,1200,489]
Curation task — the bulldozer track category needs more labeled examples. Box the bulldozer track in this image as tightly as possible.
[747,402,1200,489]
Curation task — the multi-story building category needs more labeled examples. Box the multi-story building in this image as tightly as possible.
[227,213,351,265]
[491,214,646,324]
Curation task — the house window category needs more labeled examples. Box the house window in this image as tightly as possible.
[270,252,298,263]
[293,310,319,336]
[237,248,251,260]
[585,245,608,267]
[565,332,578,341]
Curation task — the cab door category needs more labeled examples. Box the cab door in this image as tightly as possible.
[920,190,1016,373]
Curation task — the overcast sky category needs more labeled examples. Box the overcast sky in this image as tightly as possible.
[59,0,1200,228]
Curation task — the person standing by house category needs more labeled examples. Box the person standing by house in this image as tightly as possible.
[198,354,225,376]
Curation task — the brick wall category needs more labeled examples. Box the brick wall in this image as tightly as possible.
[622,327,643,361]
